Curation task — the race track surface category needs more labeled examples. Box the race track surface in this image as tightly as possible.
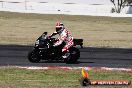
[0,45,132,68]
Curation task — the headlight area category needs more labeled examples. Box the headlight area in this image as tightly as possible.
[35,40,39,46]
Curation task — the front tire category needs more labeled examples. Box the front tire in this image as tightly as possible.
[28,49,41,63]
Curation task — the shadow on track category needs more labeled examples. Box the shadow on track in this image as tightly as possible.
[39,60,94,64]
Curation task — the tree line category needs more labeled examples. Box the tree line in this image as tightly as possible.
[110,0,132,13]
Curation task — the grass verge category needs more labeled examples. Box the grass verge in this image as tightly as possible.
[0,11,132,48]
[0,67,131,88]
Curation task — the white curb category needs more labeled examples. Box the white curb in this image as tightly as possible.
[15,66,132,71]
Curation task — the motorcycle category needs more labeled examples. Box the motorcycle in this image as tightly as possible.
[28,32,83,64]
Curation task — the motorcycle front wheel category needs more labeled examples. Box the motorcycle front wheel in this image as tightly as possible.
[28,49,41,63]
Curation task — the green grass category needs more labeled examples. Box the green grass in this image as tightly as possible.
[0,11,132,48]
[0,67,131,88]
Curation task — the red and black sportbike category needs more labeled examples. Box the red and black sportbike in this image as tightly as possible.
[28,32,83,64]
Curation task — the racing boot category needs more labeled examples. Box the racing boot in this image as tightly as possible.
[62,50,70,59]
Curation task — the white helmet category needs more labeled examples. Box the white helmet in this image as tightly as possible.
[55,22,64,33]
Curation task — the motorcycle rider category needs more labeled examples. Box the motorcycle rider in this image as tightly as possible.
[51,22,74,58]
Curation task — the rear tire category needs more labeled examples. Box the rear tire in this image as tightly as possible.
[64,47,80,64]
[28,49,41,63]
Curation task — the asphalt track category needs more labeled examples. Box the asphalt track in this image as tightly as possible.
[0,45,132,68]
